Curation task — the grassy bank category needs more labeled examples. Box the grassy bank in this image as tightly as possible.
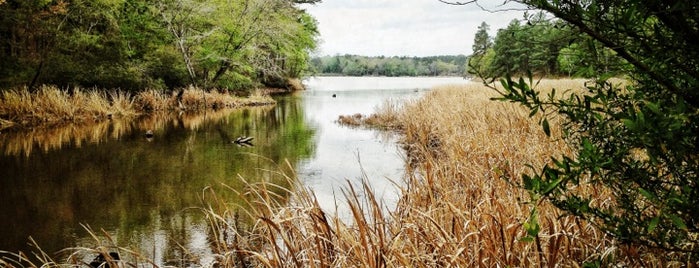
[221,79,668,267]
[195,79,668,266]
[2,79,678,267]
[0,85,276,130]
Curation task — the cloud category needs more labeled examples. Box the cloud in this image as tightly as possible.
[302,0,526,57]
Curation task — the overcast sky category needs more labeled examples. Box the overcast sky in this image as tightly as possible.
[301,0,527,57]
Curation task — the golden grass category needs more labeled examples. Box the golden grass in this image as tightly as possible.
[0,86,145,126]
[0,85,276,129]
[286,78,306,91]
[189,79,673,267]
[337,100,402,130]
[176,86,275,110]
[2,79,684,267]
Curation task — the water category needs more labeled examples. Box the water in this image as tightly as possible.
[0,76,470,264]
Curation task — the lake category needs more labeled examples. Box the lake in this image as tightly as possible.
[0,76,470,265]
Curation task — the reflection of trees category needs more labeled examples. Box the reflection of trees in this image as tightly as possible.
[0,101,316,263]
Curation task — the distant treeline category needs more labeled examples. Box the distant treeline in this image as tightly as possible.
[310,55,468,77]
[0,0,321,92]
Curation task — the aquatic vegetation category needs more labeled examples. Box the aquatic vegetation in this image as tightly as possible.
[0,86,275,129]
[2,79,683,267]
[194,80,676,266]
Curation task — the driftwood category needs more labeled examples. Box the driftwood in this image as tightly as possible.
[233,136,254,146]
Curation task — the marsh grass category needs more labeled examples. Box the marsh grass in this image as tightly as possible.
[0,86,136,126]
[191,79,672,267]
[337,100,401,129]
[0,85,276,129]
[0,226,158,268]
[2,79,681,267]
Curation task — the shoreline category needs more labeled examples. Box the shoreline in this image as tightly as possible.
[0,85,284,131]
[0,79,677,266]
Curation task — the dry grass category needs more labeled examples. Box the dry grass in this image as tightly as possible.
[286,78,306,91]
[177,86,275,110]
[0,85,276,128]
[3,79,685,267]
[190,79,676,267]
[337,100,401,129]
[0,86,142,126]
[134,89,169,112]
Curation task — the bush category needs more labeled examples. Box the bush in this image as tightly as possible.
[464,0,699,260]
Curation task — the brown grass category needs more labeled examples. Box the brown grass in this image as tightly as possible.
[193,79,673,267]
[2,79,684,267]
[0,86,276,129]
[0,86,141,126]
[337,100,401,129]
[286,78,306,91]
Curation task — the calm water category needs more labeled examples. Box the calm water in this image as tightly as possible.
[0,76,470,265]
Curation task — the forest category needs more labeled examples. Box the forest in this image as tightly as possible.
[310,54,468,77]
[310,13,628,79]
[468,13,628,78]
[0,0,320,92]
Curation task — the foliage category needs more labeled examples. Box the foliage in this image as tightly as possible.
[467,22,492,77]
[310,54,468,76]
[468,13,627,78]
[459,0,699,259]
[0,0,320,92]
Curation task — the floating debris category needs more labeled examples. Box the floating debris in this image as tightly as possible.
[89,252,120,268]
[233,136,254,146]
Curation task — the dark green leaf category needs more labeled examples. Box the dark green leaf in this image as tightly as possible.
[542,118,551,137]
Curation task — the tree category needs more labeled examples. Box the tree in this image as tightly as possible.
[490,19,525,76]
[0,0,319,91]
[0,0,67,89]
[471,22,491,56]
[467,22,492,77]
[446,0,699,259]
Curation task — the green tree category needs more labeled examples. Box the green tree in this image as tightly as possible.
[451,0,699,259]
[0,0,67,89]
[468,22,492,77]
[472,22,491,55]
[0,0,319,92]
[490,19,526,76]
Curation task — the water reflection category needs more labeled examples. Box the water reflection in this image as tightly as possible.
[0,98,314,264]
[0,76,470,264]
[297,76,470,218]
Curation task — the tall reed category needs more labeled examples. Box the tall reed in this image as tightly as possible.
[0,86,276,128]
[2,79,680,267]
[193,80,672,267]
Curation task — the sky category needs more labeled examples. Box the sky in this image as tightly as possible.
[301,0,528,57]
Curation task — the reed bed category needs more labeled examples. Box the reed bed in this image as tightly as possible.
[0,85,275,129]
[178,86,275,110]
[2,79,679,267]
[191,79,671,267]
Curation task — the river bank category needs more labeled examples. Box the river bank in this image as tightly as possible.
[2,78,672,267]
[0,77,670,267]
[0,85,282,131]
[200,79,664,266]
